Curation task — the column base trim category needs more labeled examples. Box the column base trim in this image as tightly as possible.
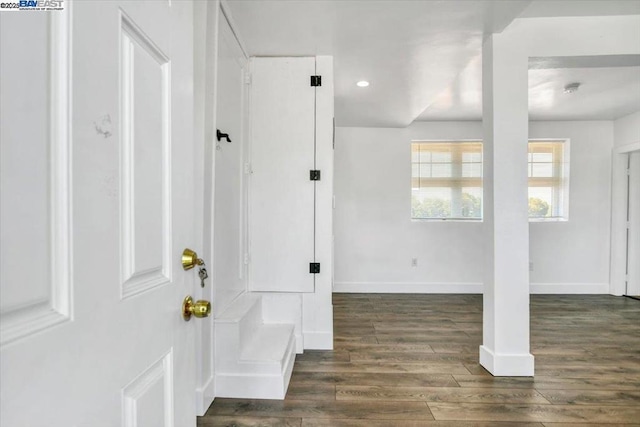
[303,331,333,350]
[479,345,534,376]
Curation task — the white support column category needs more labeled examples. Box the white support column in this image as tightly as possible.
[480,34,534,376]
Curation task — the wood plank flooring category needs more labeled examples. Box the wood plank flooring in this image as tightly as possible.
[199,294,640,426]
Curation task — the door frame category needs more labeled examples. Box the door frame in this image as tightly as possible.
[194,0,250,415]
[610,141,640,296]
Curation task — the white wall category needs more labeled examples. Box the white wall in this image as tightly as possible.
[528,121,612,291]
[614,110,640,147]
[334,120,613,293]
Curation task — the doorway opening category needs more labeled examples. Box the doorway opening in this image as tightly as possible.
[624,151,640,300]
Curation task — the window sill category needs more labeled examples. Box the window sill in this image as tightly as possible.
[411,218,483,223]
[529,217,569,223]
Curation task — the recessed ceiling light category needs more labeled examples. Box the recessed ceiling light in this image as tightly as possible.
[356,80,370,87]
[563,82,581,94]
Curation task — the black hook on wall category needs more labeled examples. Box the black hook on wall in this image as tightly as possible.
[217,129,232,143]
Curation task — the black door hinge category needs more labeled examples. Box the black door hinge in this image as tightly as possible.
[310,170,321,181]
[309,263,320,274]
[310,75,322,87]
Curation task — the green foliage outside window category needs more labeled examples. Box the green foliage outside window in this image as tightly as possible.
[528,197,550,218]
[412,193,481,219]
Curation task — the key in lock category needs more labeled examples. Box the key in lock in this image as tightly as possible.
[198,267,208,288]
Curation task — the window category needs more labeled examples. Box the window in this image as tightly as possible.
[411,139,569,221]
[528,140,569,220]
[411,141,483,220]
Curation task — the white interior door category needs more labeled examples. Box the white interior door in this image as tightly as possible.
[249,57,317,293]
[627,151,640,296]
[0,2,200,425]
[213,10,249,312]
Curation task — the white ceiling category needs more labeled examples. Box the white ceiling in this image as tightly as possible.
[225,0,640,127]
[418,55,640,121]
[226,0,531,127]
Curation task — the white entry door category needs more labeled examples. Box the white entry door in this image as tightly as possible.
[1,2,200,426]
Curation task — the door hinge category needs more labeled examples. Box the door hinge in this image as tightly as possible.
[309,263,320,274]
[310,75,322,87]
[244,253,250,265]
[244,162,251,174]
[310,170,321,181]
[244,72,252,85]
[627,168,631,176]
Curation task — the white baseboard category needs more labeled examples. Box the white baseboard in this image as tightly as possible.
[295,332,304,353]
[479,345,534,376]
[529,282,609,294]
[333,282,482,294]
[195,375,215,416]
[334,281,610,294]
[303,331,333,350]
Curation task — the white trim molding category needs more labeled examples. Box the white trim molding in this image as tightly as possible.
[479,345,534,377]
[303,331,333,350]
[195,374,215,416]
[530,282,609,294]
[334,282,482,294]
[334,281,609,294]
[610,141,640,296]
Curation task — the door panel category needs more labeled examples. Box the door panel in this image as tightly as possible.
[120,12,172,298]
[249,57,316,293]
[0,8,72,347]
[0,2,198,425]
[213,11,248,313]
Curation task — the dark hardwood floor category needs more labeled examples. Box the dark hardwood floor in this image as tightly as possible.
[199,294,640,426]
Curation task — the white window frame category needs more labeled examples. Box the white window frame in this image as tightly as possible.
[411,140,483,222]
[528,138,571,222]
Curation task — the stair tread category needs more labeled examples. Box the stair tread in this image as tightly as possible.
[215,293,260,323]
[240,324,295,363]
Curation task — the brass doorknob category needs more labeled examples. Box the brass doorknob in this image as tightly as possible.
[182,296,211,321]
[182,248,204,271]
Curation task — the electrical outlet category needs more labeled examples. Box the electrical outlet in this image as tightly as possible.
[411,258,418,267]
[529,262,534,272]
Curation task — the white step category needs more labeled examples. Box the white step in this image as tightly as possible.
[214,293,296,399]
[238,324,295,374]
[215,293,261,323]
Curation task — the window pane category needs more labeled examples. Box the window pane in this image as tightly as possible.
[532,152,552,162]
[527,140,568,220]
[412,188,451,219]
[531,163,553,177]
[431,163,452,177]
[528,187,553,217]
[462,188,482,218]
[418,164,431,178]
[462,152,481,162]
[431,151,451,163]
[462,163,482,177]
[411,141,483,220]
